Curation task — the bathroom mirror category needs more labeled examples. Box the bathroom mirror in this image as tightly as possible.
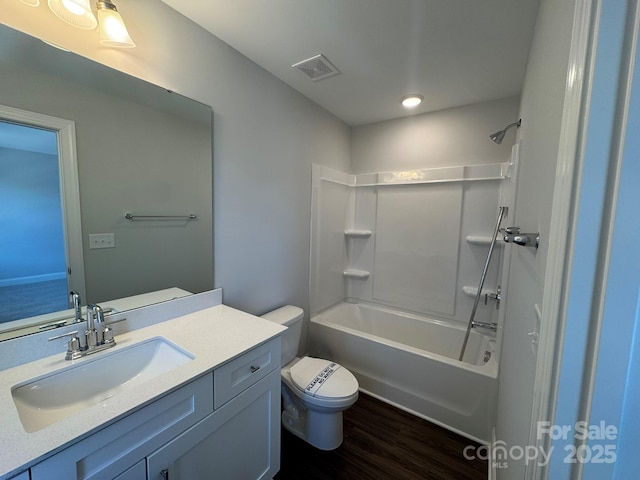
[0,24,214,340]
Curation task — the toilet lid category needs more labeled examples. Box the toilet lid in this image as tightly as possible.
[290,357,358,399]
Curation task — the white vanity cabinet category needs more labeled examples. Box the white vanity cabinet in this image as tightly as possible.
[29,337,281,480]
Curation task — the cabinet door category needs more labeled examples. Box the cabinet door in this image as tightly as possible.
[147,369,280,480]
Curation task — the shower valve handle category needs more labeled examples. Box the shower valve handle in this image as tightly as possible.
[502,227,540,249]
[513,233,540,249]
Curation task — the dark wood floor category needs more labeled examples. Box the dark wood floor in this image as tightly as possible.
[275,393,487,480]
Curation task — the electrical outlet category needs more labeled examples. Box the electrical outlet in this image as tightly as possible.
[89,233,115,249]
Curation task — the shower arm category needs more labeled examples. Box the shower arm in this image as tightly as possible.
[458,206,507,361]
[503,120,521,132]
[490,119,522,144]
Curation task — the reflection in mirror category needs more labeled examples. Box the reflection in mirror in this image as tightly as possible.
[0,24,214,341]
[0,121,68,322]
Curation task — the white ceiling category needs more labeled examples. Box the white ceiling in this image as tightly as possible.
[162,0,540,127]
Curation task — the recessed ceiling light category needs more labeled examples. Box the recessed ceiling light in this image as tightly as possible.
[401,94,424,108]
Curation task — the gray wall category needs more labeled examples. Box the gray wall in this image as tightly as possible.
[351,96,520,173]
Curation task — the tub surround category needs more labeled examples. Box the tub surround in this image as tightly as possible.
[310,163,506,327]
[0,294,286,479]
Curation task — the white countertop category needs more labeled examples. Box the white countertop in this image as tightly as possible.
[0,304,285,479]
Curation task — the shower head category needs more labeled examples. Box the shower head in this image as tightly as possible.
[490,119,522,144]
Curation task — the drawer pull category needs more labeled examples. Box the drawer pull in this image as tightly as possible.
[250,365,261,373]
[161,468,169,480]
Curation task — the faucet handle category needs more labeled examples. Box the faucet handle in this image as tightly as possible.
[49,330,82,360]
[102,327,114,344]
[48,330,79,341]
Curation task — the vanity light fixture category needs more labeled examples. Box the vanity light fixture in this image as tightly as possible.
[97,0,136,48]
[34,0,135,48]
[401,94,424,108]
[47,0,97,29]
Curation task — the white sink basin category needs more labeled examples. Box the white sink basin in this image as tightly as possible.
[11,337,194,433]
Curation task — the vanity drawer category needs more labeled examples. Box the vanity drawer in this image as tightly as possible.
[214,337,280,408]
[31,372,214,480]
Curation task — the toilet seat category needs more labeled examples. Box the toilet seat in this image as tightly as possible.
[289,357,359,400]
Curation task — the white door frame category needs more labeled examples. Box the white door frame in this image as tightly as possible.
[523,0,596,476]
[0,104,86,303]
[523,0,639,477]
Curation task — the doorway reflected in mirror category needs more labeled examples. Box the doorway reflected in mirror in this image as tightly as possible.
[0,121,70,323]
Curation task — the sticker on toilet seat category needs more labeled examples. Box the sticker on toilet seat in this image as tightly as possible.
[305,362,340,395]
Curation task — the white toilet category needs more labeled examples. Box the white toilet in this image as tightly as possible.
[261,305,359,450]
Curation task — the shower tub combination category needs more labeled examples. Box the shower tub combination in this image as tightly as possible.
[309,301,498,443]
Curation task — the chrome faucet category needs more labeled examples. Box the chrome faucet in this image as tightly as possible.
[69,290,84,323]
[49,303,122,360]
[86,303,105,349]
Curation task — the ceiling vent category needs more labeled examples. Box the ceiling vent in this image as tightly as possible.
[292,54,340,82]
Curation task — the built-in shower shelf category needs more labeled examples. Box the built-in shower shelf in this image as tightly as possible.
[344,229,372,238]
[462,286,498,298]
[343,269,370,279]
[465,235,504,246]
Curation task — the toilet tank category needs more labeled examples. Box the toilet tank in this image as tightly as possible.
[260,305,304,366]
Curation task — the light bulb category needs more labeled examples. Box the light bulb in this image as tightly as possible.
[61,0,85,15]
[47,0,97,29]
[97,1,136,48]
[401,95,424,108]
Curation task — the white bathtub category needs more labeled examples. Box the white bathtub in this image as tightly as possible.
[309,301,498,443]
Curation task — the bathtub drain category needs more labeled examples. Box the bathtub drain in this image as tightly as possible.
[484,351,492,363]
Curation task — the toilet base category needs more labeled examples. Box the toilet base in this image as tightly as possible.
[282,407,344,451]
[280,383,350,450]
